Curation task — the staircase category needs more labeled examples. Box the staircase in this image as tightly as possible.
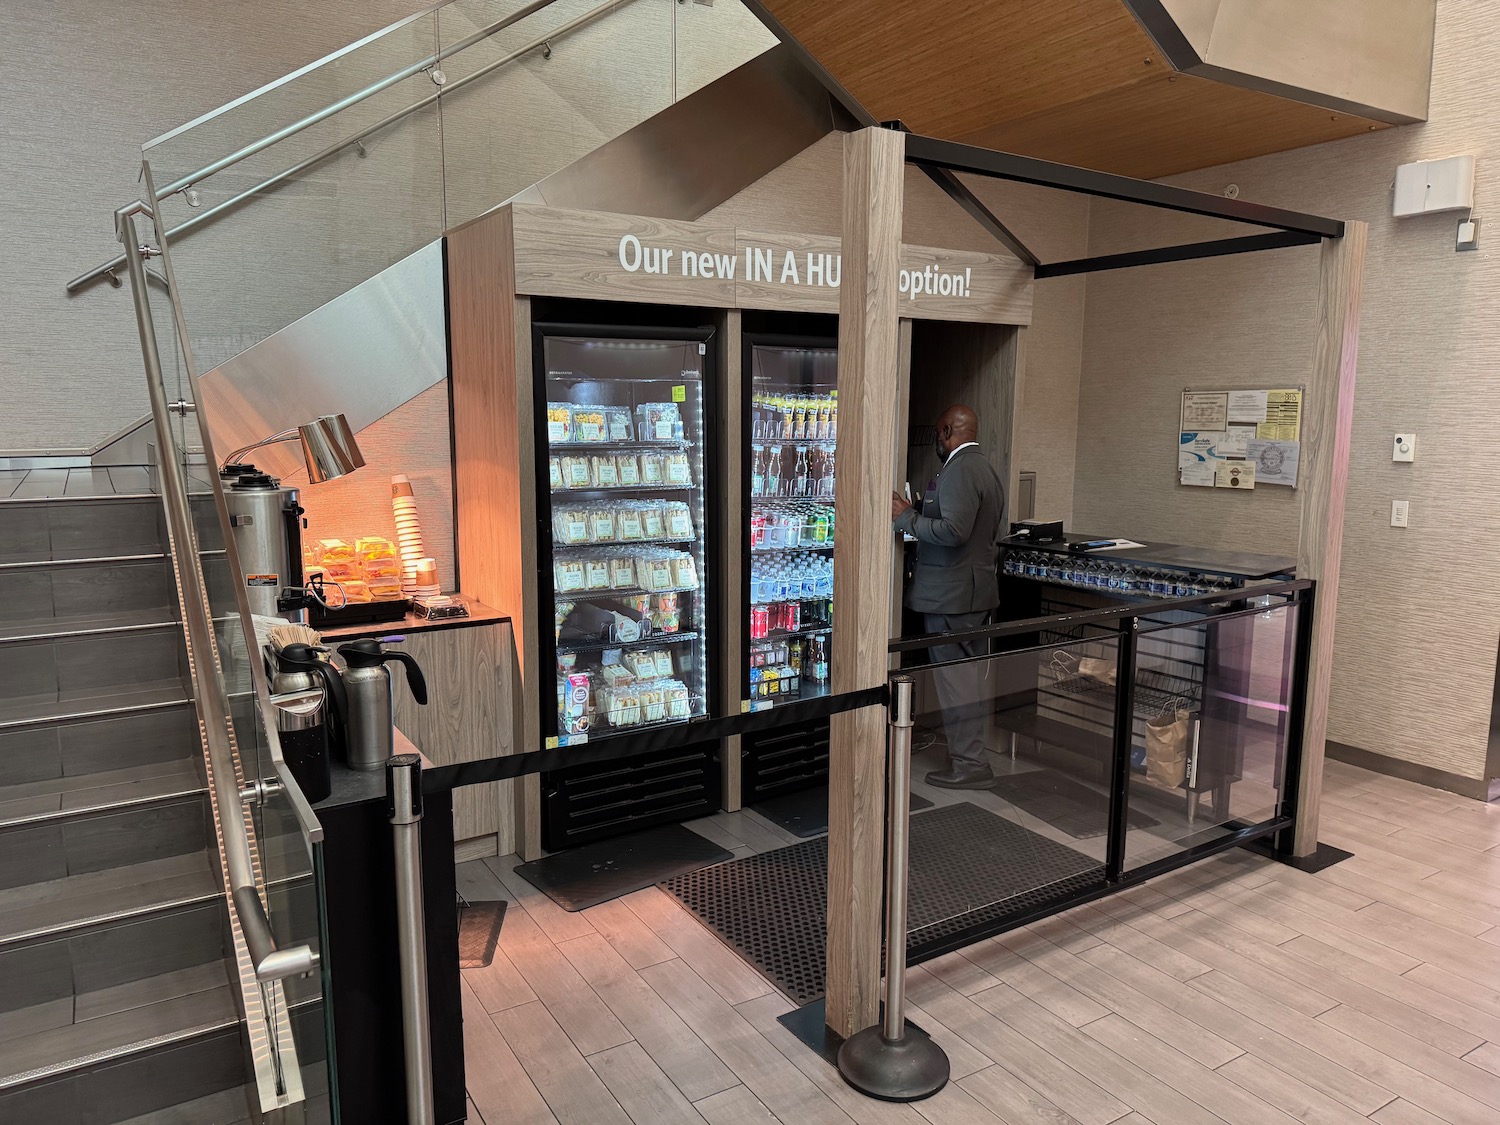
[0,485,252,1123]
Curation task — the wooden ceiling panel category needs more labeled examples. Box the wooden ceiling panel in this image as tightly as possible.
[958,72,1387,179]
[758,0,1395,178]
[761,0,1163,136]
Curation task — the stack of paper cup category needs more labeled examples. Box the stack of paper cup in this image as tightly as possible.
[391,474,429,597]
[412,557,441,600]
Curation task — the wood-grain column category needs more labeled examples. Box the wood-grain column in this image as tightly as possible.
[826,125,905,1038]
[1293,220,1367,857]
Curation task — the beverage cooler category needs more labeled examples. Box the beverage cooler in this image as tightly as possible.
[534,324,721,850]
[741,335,840,802]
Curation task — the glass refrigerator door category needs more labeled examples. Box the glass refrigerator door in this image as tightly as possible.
[541,333,712,743]
[746,342,838,707]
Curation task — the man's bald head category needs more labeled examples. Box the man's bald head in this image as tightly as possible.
[936,404,979,459]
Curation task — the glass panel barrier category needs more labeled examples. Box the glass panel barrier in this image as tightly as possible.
[128,206,333,1120]
[896,632,1121,957]
[142,10,448,373]
[1123,600,1299,872]
[436,0,675,230]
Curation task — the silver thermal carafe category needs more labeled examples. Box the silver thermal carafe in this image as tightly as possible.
[336,639,428,771]
[269,642,348,802]
[221,466,305,619]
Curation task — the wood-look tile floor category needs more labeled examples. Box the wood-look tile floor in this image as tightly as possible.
[461,759,1500,1125]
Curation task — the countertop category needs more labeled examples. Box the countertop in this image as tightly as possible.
[314,729,432,812]
[315,596,509,643]
[1000,533,1296,582]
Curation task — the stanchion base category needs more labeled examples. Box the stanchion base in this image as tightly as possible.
[837,1023,949,1102]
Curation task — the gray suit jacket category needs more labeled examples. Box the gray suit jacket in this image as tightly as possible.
[894,446,1005,614]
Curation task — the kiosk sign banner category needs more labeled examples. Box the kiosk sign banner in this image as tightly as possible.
[509,205,1033,325]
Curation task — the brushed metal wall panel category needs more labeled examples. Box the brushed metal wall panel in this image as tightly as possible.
[197,240,448,484]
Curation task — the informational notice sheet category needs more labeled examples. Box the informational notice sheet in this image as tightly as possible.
[1180,463,1215,487]
[1179,431,1222,466]
[1258,389,1303,440]
[1215,461,1256,489]
[1220,426,1255,458]
[1248,438,1300,487]
[1181,391,1229,432]
[1226,389,1269,424]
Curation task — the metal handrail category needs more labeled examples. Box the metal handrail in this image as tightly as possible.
[115,200,317,985]
[68,0,633,293]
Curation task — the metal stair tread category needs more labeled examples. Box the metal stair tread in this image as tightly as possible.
[0,606,179,644]
[0,850,220,948]
[0,680,191,731]
[0,760,205,830]
[0,978,238,1090]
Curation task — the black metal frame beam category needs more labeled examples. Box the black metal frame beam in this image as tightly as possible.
[1034,229,1321,279]
[918,164,1041,267]
[905,133,1344,239]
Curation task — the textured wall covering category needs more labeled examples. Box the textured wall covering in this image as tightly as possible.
[1072,0,1500,782]
[2,0,433,451]
[6,0,773,453]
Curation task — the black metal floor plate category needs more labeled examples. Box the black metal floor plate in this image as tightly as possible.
[517,823,733,912]
[662,801,1104,1005]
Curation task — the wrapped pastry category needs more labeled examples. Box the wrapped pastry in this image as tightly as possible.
[340,580,373,604]
[589,507,616,544]
[562,455,591,489]
[553,506,590,545]
[616,506,644,542]
[669,553,698,590]
[609,556,637,589]
[318,539,355,564]
[583,555,611,591]
[549,456,564,490]
[554,558,586,593]
[664,451,692,486]
[652,649,674,678]
[616,453,640,487]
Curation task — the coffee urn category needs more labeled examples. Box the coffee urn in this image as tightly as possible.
[221,466,305,619]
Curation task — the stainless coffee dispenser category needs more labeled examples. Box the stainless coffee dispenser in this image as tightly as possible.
[221,467,305,619]
[336,639,428,771]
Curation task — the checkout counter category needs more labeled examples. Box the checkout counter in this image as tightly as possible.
[982,531,1297,826]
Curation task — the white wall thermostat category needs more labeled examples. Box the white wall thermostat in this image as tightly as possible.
[1393,433,1417,462]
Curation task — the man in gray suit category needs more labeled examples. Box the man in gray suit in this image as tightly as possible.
[892,405,1005,788]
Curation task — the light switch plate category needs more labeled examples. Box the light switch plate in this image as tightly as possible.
[1393,433,1417,462]
[1391,500,1410,527]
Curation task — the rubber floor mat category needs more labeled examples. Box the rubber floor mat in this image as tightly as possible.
[458,900,507,969]
[991,768,1159,839]
[662,801,1104,1005]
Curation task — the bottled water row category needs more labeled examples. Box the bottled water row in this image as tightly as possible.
[1003,551,1240,599]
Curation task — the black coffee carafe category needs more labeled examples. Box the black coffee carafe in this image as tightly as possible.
[271,642,348,802]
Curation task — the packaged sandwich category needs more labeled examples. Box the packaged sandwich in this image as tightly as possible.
[591,454,619,488]
[547,403,573,444]
[573,408,606,443]
[616,453,641,487]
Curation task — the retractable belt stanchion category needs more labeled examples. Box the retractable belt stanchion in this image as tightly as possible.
[387,753,436,1125]
[837,676,950,1100]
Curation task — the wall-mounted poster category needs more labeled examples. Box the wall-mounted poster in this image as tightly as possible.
[1178,387,1301,489]
[1248,438,1300,486]
[1181,391,1229,431]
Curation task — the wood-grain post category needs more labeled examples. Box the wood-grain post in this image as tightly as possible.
[1293,220,1367,857]
[826,126,905,1038]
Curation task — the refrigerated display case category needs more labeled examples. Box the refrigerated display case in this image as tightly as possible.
[746,338,838,708]
[740,335,839,803]
[534,323,721,848]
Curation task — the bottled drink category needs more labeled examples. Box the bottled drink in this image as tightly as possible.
[793,397,808,440]
[793,448,809,498]
[788,638,803,677]
[828,400,837,441]
[816,397,832,440]
[780,396,794,439]
[750,444,765,497]
[767,447,783,497]
[811,635,829,684]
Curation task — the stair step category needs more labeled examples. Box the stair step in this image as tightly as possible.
[0,681,190,733]
[0,899,228,1027]
[116,1083,253,1124]
[0,851,220,949]
[0,703,198,789]
[0,760,204,830]
[0,496,165,566]
[0,977,238,1090]
[0,608,179,645]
